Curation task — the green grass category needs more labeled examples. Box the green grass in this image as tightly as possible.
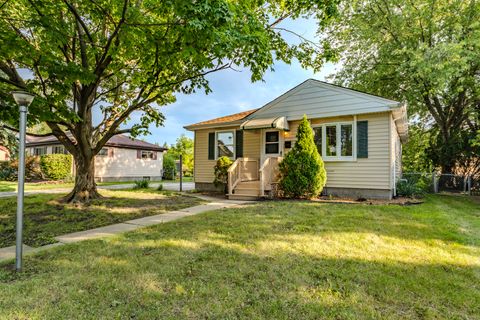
[0,189,203,247]
[0,180,158,192]
[0,179,192,193]
[1,195,479,319]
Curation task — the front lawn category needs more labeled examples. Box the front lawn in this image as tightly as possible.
[0,180,164,192]
[0,189,203,247]
[1,195,479,319]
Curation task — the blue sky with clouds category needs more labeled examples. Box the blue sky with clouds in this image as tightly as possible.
[145,61,338,146]
[130,17,340,146]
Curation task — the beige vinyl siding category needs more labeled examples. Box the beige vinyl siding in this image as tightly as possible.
[285,112,392,190]
[194,127,261,183]
[194,112,393,190]
[251,80,398,120]
[391,114,402,187]
[94,147,163,178]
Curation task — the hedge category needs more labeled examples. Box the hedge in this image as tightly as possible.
[40,154,73,180]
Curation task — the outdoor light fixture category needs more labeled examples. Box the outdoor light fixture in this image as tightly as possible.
[11,91,35,271]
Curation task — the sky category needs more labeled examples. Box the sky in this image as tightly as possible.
[129,17,340,146]
[144,61,339,146]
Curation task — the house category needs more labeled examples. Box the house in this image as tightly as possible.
[0,145,10,161]
[184,79,408,200]
[26,134,166,182]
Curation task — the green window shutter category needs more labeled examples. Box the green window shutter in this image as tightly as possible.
[235,130,243,158]
[357,121,368,158]
[208,132,215,160]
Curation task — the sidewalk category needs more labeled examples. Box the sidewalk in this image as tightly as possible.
[0,195,253,262]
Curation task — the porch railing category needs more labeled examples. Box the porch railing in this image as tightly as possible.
[259,157,282,197]
[227,158,260,195]
[227,159,241,195]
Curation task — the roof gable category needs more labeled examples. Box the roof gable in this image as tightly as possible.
[247,79,400,121]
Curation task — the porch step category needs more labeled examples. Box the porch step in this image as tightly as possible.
[228,180,261,200]
[227,194,260,201]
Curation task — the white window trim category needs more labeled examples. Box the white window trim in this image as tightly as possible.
[312,121,356,162]
[215,130,236,160]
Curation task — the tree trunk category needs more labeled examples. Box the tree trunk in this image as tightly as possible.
[63,154,101,203]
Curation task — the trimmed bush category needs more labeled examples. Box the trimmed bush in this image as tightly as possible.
[278,115,327,198]
[39,154,72,180]
[213,156,233,192]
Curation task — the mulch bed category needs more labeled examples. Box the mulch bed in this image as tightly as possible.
[313,196,424,206]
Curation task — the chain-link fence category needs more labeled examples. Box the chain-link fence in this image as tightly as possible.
[401,172,478,195]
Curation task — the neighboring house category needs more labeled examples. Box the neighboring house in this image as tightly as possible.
[0,145,10,161]
[185,79,408,200]
[26,134,166,182]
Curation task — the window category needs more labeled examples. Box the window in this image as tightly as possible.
[33,147,47,156]
[313,127,322,153]
[313,122,354,161]
[265,131,280,154]
[52,145,67,154]
[340,124,353,156]
[326,125,337,156]
[141,150,155,159]
[98,148,109,156]
[216,131,234,158]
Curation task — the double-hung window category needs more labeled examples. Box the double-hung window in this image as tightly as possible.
[313,122,354,161]
[216,131,235,159]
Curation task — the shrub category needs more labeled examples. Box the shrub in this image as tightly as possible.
[0,156,43,181]
[156,183,163,191]
[396,179,424,198]
[40,154,73,180]
[278,115,327,198]
[213,156,233,192]
[163,153,176,180]
[134,179,150,189]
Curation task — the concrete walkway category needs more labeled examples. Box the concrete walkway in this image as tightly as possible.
[0,195,252,262]
[0,181,195,198]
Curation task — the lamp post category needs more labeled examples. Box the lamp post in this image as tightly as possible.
[11,91,35,271]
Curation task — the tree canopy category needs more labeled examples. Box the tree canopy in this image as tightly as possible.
[167,134,194,174]
[0,0,339,201]
[323,0,480,175]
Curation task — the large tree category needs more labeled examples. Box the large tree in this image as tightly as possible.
[322,0,480,175]
[0,0,338,202]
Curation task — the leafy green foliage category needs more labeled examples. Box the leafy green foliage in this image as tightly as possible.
[324,0,480,175]
[402,124,434,173]
[279,115,326,198]
[0,156,43,181]
[396,180,424,198]
[40,154,73,180]
[213,156,232,189]
[156,183,163,191]
[167,135,194,176]
[163,153,176,180]
[0,123,16,158]
[133,179,150,189]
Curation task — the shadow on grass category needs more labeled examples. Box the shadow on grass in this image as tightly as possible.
[0,190,203,247]
[0,195,478,318]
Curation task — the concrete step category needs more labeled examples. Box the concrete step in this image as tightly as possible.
[228,193,260,201]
